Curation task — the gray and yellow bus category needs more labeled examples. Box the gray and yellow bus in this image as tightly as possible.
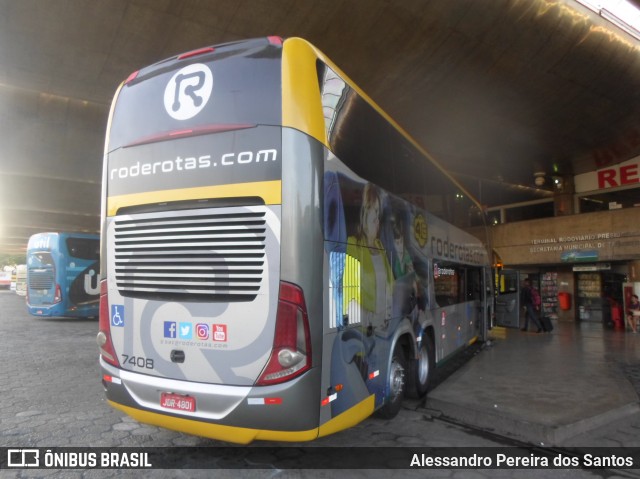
[98,37,490,444]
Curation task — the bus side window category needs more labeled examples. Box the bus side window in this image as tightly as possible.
[434,262,462,306]
[466,268,482,301]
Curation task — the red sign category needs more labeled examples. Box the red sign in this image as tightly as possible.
[598,162,640,189]
[212,324,227,342]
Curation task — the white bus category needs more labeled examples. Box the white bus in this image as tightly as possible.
[98,37,491,444]
[15,264,27,296]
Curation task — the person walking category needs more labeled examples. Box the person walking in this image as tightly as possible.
[521,278,543,333]
[626,294,640,333]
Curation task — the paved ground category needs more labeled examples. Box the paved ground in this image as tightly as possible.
[427,320,640,447]
[1,291,639,478]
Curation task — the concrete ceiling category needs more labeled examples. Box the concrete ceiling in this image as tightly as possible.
[2,0,640,255]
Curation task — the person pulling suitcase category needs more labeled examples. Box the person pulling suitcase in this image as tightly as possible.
[521,278,544,333]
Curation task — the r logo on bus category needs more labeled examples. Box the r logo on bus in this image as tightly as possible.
[164,63,213,120]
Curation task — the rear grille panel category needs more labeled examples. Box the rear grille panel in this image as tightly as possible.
[28,270,54,290]
[112,209,269,302]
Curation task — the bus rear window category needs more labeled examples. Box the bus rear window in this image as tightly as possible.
[108,41,282,152]
[30,253,54,268]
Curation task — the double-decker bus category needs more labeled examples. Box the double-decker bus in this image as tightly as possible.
[27,232,100,318]
[98,37,490,444]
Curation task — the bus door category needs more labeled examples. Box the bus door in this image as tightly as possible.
[495,269,520,328]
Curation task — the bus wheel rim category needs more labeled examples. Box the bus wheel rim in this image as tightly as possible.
[389,358,405,401]
[418,345,429,384]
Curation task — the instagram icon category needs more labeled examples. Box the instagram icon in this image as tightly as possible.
[196,323,209,340]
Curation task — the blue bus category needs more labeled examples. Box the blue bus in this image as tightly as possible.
[27,232,100,318]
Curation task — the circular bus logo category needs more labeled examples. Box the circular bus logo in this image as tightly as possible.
[413,213,428,248]
[164,63,213,120]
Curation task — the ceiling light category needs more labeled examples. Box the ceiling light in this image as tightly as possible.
[553,176,564,189]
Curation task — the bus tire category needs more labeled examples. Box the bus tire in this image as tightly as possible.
[407,332,434,399]
[376,341,407,419]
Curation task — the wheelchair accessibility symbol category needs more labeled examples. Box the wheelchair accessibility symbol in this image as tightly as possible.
[111,305,125,327]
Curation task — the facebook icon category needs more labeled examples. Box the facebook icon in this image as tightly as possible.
[164,321,177,338]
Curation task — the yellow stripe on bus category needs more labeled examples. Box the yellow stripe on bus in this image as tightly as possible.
[108,394,374,444]
[108,401,317,444]
[107,180,282,216]
[281,38,328,147]
[318,394,375,439]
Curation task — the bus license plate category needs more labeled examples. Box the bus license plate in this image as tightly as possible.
[160,392,195,413]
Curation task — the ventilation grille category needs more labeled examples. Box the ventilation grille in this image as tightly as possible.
[113,210,266,302]
[28,269,54,290]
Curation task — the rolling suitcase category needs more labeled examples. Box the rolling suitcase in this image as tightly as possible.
[540,315,553,332]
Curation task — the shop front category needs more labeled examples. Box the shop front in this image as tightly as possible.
[485,207,640,327]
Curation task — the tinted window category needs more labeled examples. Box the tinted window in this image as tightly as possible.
[108,40,282,151]
[66,238,100,260]
[30,252,54,268]
[434,262,463,306]
[318,60,469,225]
[434,263,484,306]
[465,267,483,301]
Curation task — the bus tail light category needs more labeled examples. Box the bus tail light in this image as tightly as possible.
[178,47,215,60]
[257,282,312,386]
[124,123,255,148]
[53,284,62,304]
[97,280,119,367]
[124,70,139,85]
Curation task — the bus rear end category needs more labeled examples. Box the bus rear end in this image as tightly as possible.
[27,232,100,318]
[27,233,64,317]
[16,264,27,296]
[98,38,321,443]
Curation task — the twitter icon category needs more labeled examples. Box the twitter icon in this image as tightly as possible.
[179,322,193,340]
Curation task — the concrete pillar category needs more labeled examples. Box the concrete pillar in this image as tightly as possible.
[553,174,575,216]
